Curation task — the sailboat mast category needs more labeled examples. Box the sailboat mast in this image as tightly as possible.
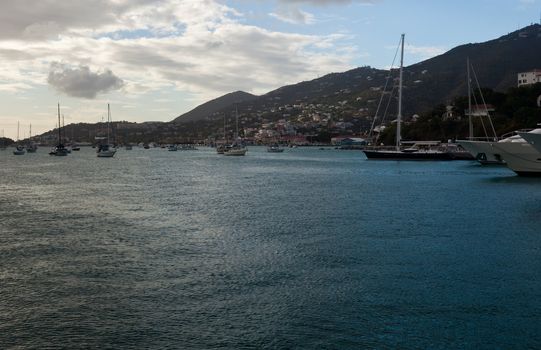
[396,33,404,151]
[235,104,239,142]
[107,103,110,144]
[17,121,20,141]
[57,103,61,144]
[467,57,473,139]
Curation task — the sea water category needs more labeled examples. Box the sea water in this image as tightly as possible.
[1,147,540,349]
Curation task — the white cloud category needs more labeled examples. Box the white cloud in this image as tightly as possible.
[0,0,356,101]
[47,62,124,99]
[278,0,379,4]
[270,6,315,24]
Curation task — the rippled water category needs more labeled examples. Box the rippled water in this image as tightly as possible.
[1,146,540,349]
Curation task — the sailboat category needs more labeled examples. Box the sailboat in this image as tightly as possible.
[457,58,507,165]
[49,103,69,156]
[217,114,226,154]
[223,105,247,156]
[363,34,452,160]
[97,104,117,158]
[13,122,26,155]
[26,124,38,153]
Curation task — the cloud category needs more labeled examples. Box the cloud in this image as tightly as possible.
[270,6,315,24]
[278,0,380,5]
[47,62,124,99]
[0,0,356,102]
[270,0,378,24]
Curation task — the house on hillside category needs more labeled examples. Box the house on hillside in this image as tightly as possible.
[518,70,541,87]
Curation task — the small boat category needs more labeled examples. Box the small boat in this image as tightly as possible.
[50,104,69,156]
[26,143,38,153]
[71,145,81,151]
[223,145,247,156]
[13,122,26,155]
[49,144,69,156]
[216,145,225,154]
[267,143,284,153]
[168,144,178,151]
[26,124,38,153]
[13,145,26,155]
[125,144,133,150]
[179,144,197,150]
[223,106,247,156]
[97,104,116,158]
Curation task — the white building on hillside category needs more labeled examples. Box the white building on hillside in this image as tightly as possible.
[518,70,541,87]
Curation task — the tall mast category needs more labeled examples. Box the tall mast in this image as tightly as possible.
[467,57,473,139]
[235,104,239,142]
[17,121,20,142]
[57,103,61,144]
[396,33,404,151]
[223,114,226,143]
[107,103,110,144]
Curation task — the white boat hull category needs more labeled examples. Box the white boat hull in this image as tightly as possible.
[97,149,116,157]
[491,142,541,176]
[223,148,247,156]
[457,140,504,164]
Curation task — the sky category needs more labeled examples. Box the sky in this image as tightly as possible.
[0,0,539,139]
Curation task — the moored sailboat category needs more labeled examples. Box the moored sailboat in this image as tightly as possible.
[457,58,506,165]
[13,122,26,155]
[49,103,69,156]
[223,105,247,156]
[26,124,38,153]
[97,104,117,158]
[363,34,452,160]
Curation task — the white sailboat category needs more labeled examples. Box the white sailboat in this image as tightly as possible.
[49,103,69,156]
[13,122,26,155]
[457,58,507,165]
[223,105,247,156]
[26,123,38,153]
[97,104,117,158]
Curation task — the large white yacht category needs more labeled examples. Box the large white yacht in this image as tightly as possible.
[491,129,541,176]
[458,132,526,165]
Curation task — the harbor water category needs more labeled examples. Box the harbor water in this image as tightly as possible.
[1,147,540,349]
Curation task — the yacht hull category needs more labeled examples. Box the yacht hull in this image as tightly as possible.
[223,149,247,156]
[363,150,454,160]
[491,142,541,176]
[457,140,505,165]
